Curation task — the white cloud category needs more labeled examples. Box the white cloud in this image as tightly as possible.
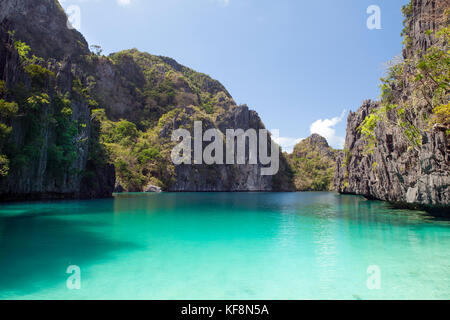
[309,110,347,149]
[274,136,304,154]
[116,0,132,6]
[273,110,347,153]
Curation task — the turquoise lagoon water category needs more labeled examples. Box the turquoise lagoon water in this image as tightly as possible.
[0,192,448,300]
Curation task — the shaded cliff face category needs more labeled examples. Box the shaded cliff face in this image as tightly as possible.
[0,0,89,61]
[335,0,449,213]
[288,134,337,191]
[0,22,114,200]
[0,0,294,199]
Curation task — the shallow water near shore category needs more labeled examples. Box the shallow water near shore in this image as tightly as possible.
[0,192,449,300]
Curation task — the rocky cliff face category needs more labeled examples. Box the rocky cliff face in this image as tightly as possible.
[93,49,294,192]
[164,104,293,192]
[335,0,449,213]
[0,0,89,61]
[0,20,114,200]
[0,0,294,200]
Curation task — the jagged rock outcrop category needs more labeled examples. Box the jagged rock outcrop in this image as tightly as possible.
[335,99,449,211]
[288,134,338,191]
[402,0,449,60]
[292,134,335,159]
[144,184,162,193]
[335,0,449,213]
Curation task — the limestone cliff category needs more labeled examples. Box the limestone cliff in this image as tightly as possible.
[162,104,294,192]
[335,0,449,213]
[0,0,294,200]
[0,0,89,61]
[0,19,114,200]
[90,49,294,192]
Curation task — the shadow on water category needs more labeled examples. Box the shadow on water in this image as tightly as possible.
[384,202,450,222]
[334,194,450,223]
[0,203,141,297]
[114,192,449,226]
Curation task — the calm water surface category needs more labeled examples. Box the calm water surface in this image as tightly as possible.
[0,192,448,300]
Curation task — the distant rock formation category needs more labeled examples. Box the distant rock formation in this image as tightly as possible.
[288,134,338,191]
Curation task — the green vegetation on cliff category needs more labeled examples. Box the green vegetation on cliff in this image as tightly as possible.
[0,35,94,181]
[103,49,234,128]
[92,108,172,191]
[0,81,16,176]
[359,3,449,152]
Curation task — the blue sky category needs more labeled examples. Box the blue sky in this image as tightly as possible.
[59,0,409,151]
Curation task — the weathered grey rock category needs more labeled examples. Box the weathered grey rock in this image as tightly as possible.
[0,0,89,61]
[334,100,449,212]
[334,1,449,214]
[164,105,294,192]
[143,184,162,193]
[114,181,125,193]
